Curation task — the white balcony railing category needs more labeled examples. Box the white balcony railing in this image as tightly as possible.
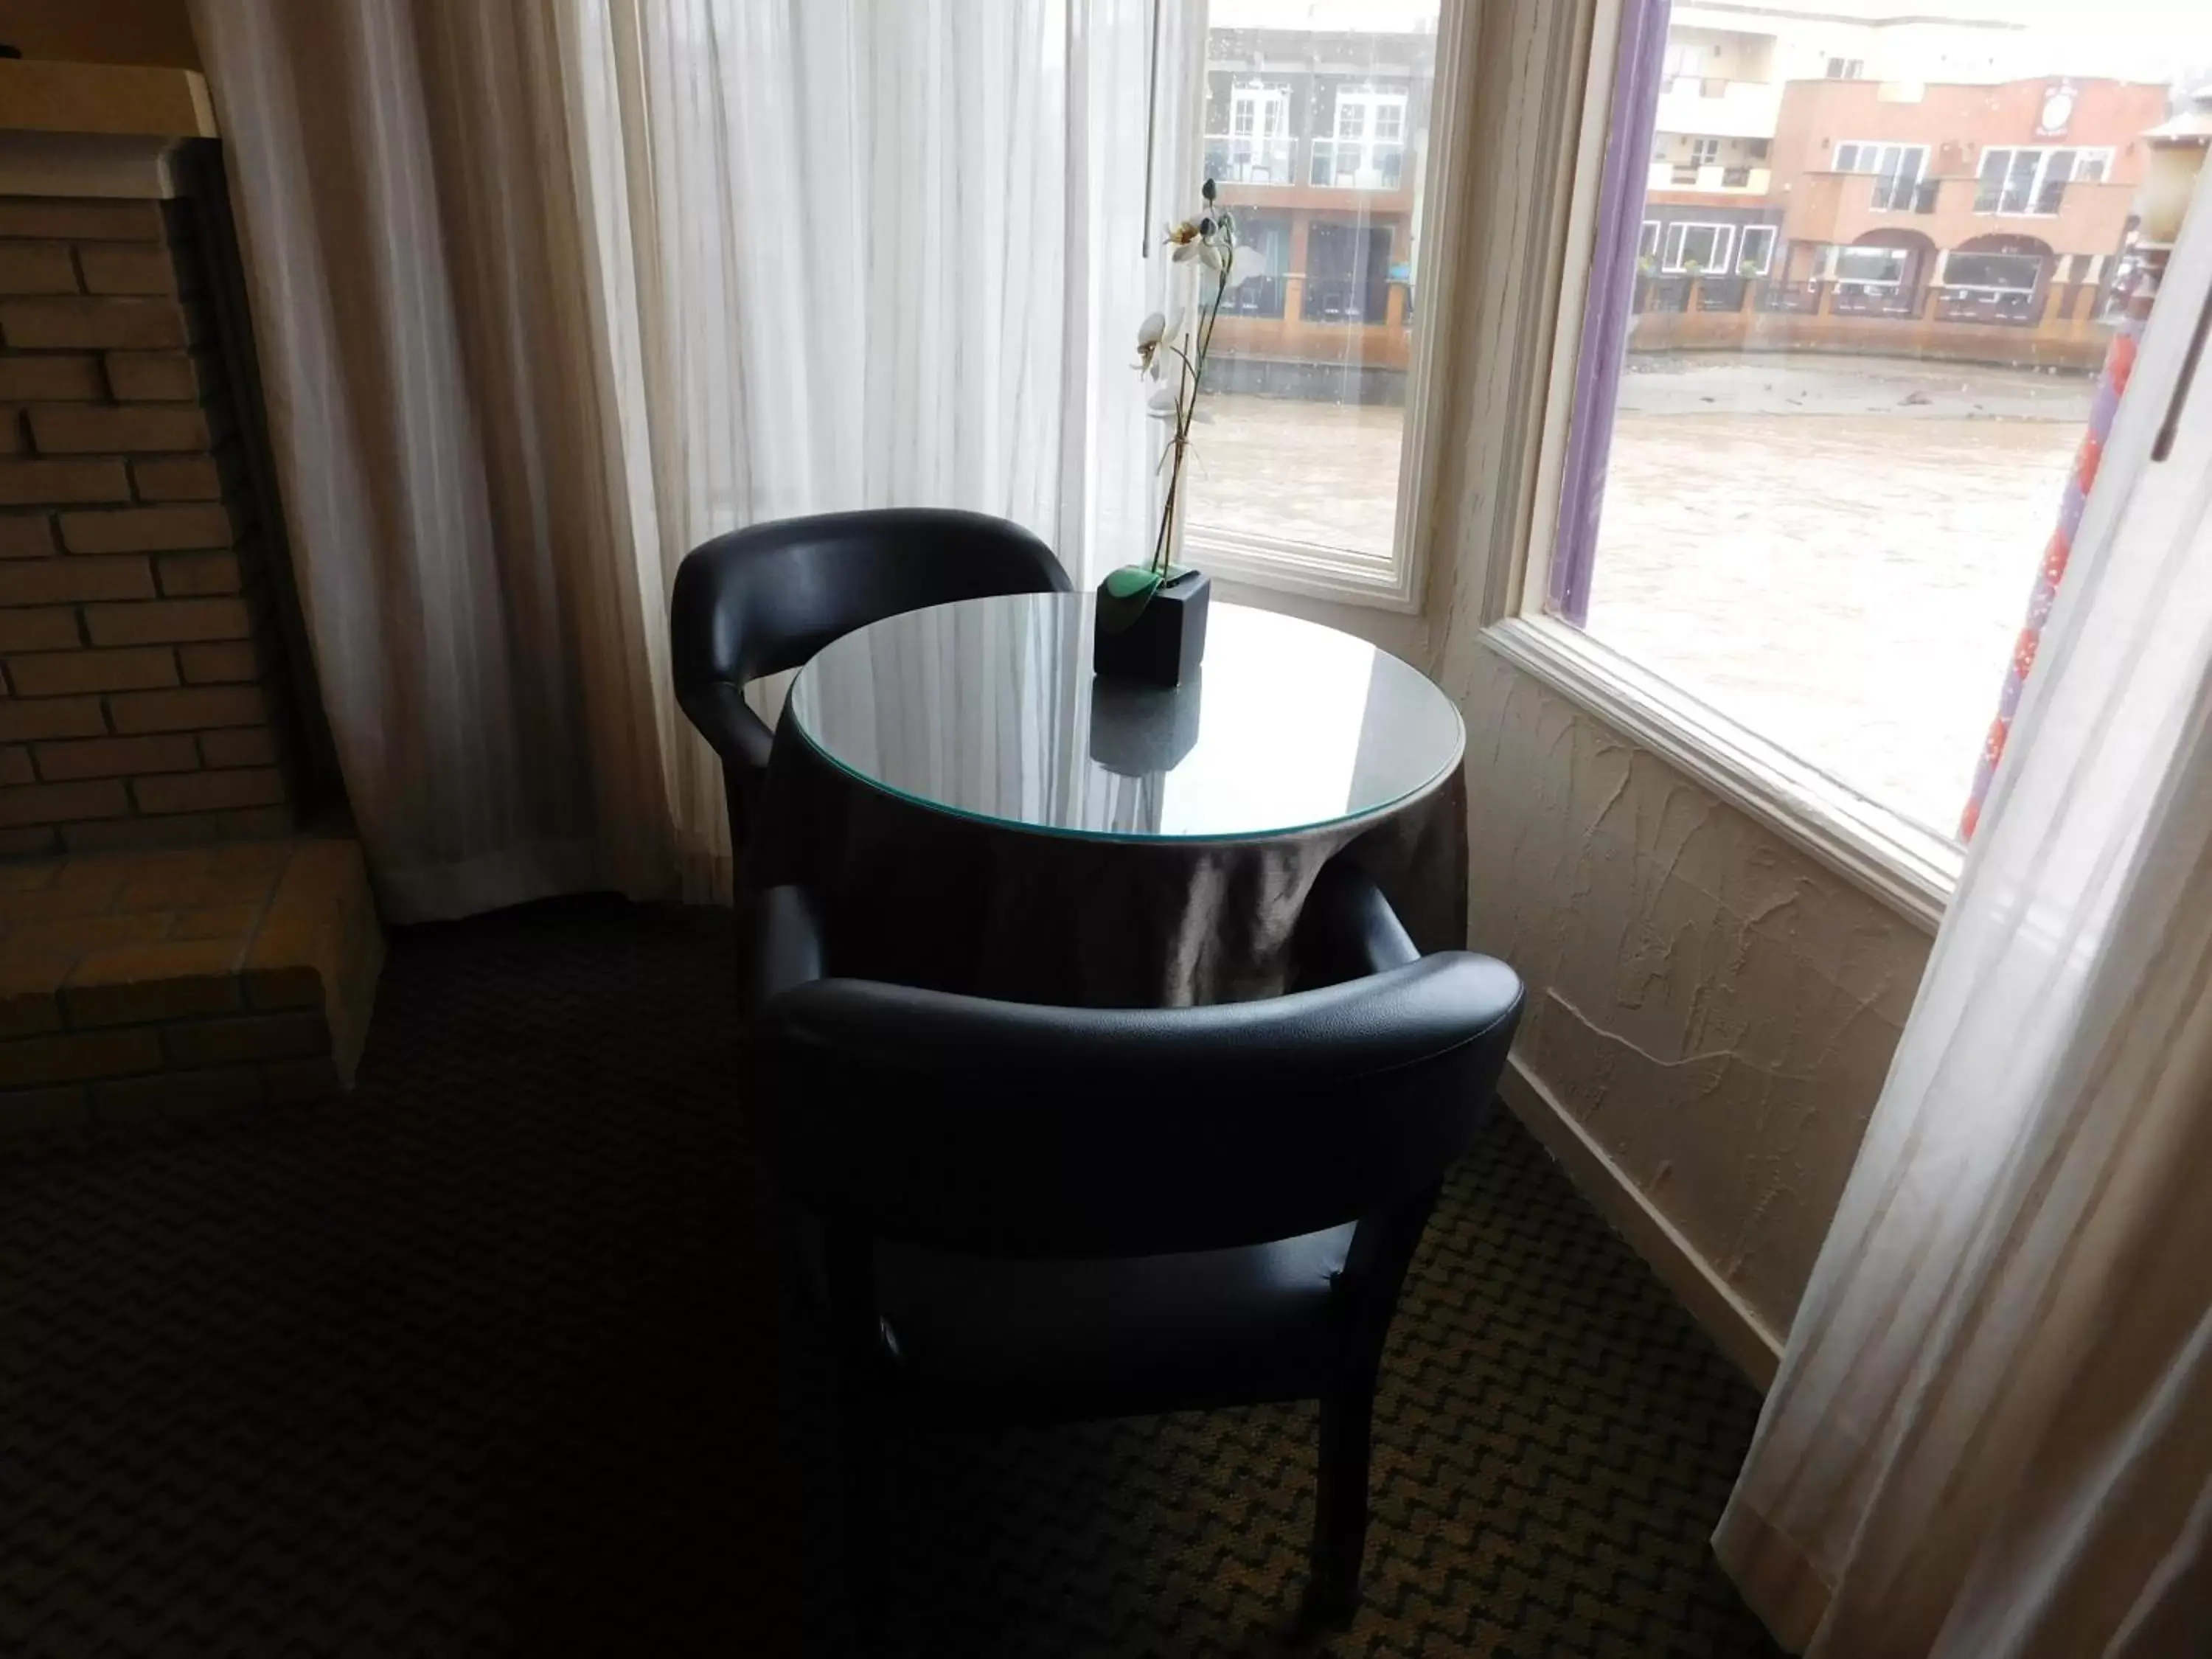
[1652,76,1782,140]
[1202,135,1297,187]
[1646,161,1773,194]
[1309,137,1405,191]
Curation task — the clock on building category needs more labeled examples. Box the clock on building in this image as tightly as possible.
[2039,86,2076,137]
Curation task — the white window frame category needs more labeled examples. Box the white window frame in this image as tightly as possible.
[1975,145,2115,216]
[1833,139,1928,212]
[1229,86,1287,140]
[1212,83,1295,183]
[1660,220,1736,273]
[1444,0,1965,928]
[1688,135,1721,167]
[1834,245,1909,288]
[1737,223,1776,274]
[1638,218,1660,259]
[1316,88,1412,189]
[1181,13,1470,613]
[1941,251,2044,296]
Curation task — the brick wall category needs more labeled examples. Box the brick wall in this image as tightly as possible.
[0,194,293,860]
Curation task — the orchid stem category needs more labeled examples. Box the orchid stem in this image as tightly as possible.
[1154,262,1231,576]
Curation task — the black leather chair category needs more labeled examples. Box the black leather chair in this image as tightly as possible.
[748,863,1525,1624]
[669,508,1070,849]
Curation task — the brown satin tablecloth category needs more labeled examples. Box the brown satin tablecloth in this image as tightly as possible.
[751,594,1467,1009]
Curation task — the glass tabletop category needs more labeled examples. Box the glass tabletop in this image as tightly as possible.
[784,594,1464,842]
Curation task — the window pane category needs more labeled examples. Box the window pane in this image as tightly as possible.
[1975,147,2010,210]
[1555,4,2211,840]
[1190,0,1440,570]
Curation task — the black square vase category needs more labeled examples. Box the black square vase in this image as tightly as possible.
[1093,568,1210,687]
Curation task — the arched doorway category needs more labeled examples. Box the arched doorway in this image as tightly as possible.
[1831,228,1938,314]
[1941,233,2054,321]
[1841,227,1938,293]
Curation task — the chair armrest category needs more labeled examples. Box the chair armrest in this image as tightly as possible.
[678,680,775,773]
[754,883,829,1009]
[1294,862,1420,987]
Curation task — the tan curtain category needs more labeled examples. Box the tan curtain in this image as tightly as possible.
[192,0,1202,915]
[189,0,697,918]
[1714,167,2212,1657]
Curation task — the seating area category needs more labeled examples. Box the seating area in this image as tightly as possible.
[0,896,1778,1658]
[4,5,2211,1657]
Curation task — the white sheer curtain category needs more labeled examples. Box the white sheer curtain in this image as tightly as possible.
[560,0,1202,893]
[193,0,1194,914]
[1715,167,2212,1658]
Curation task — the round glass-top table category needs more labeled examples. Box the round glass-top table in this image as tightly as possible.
[757,593,1469,1007]
[784,594,1464,841]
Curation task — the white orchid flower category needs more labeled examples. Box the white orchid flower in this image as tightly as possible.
[1146,383,1181,421]
[1135,306,1185,378]
[1164,219,1203,261]
[1133,310,1167,374]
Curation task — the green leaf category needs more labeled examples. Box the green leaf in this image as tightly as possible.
[1097,564,1164,636]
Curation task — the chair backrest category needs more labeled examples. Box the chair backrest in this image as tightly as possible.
[752,947,1524,1260]
[670,507,1071,698]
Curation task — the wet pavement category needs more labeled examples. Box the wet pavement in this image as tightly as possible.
[1192,353,2091,838]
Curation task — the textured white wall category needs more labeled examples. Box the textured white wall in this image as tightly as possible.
[1438,649,1928,1337]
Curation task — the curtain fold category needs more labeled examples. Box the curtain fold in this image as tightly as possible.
[1714,164,2212,1658]
[189,0,678,919]
[192,0,1194,914]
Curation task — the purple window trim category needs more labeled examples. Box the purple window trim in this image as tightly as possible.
[1547,0,1672,625]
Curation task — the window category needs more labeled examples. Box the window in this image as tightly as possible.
[1514,0,2212,888]
[1974,146,2113,215]
[1315,89,1410,189]
[1186,0,1446,605]
[1824,56,1865,78]
[1638,219,1661,260]
[1737,224,1776,275]
[1943,251,2042,293]
[1211,84,1293,183]
[1689,136,1721,167]
[1661,221,1735,273]
[1834,245,1907,288]
[1833,140,1928,211]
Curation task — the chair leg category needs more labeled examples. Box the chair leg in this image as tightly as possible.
[1306,1382,1374,1627]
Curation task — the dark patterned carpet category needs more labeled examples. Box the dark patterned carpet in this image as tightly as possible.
[0,897,1784,1658]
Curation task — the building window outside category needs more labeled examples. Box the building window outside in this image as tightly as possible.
[1737,223,1777,274]
[1544,2,2211,844]
[1834,245,1909,288]
[1319,89,1410,189]
[1187,0,1441,590]
[1944,250,2044,294]
[1689,135,1722,167]
[1213,83,1294,183]
[1834,140,1930,210]
[1975,145,2115,214]
[1662,220,1736,272]
[1638,219,1662,260]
